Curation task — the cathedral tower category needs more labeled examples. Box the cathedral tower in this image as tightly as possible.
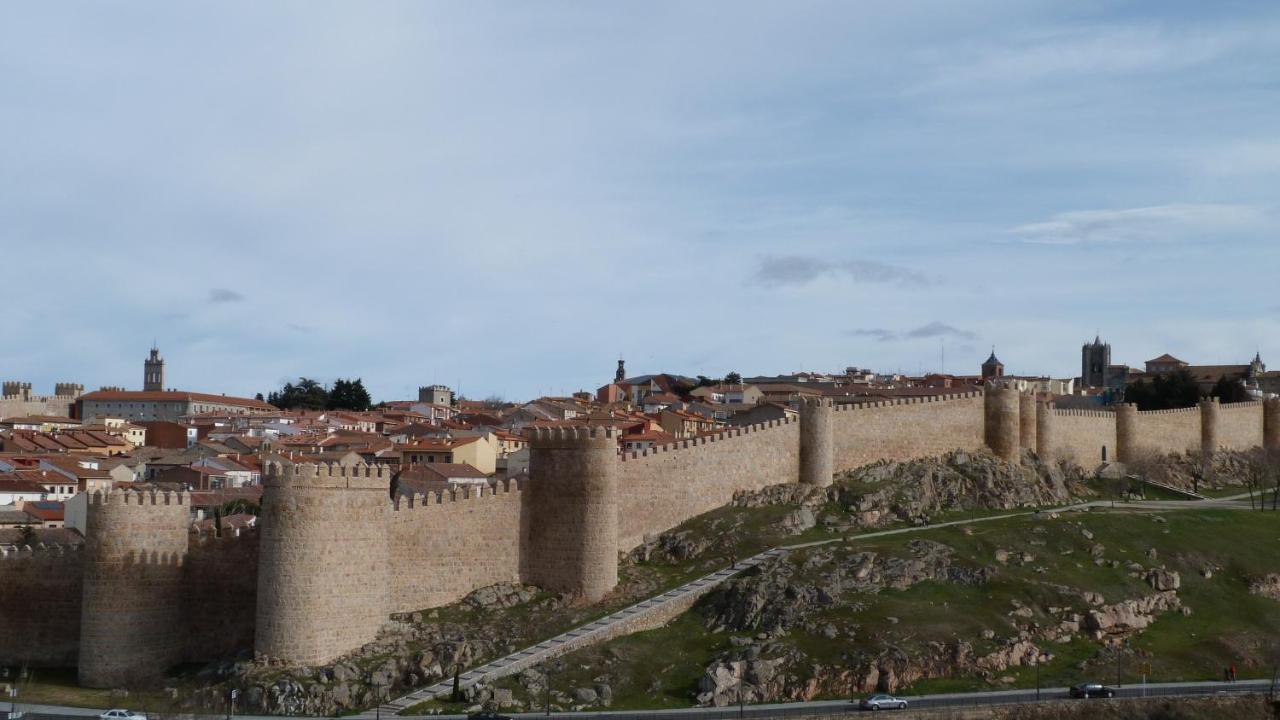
[1081,336,1110,388]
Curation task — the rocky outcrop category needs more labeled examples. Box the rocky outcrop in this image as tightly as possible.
[831,450,1085,529]
[1248,574,1280,601]
[1145,568,1181,592]
[1084,591,1185,640]
[702,539,993,634]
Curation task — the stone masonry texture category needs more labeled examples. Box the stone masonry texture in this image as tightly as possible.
[78,490,189,688]
[253,464,391,666]
[5,391,1279,680]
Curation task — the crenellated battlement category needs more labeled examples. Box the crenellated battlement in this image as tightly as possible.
[88,489,189,506]
[1135,405,1201,416]
[527,425,618,447]
[190,525,260,543]
[262,461,392,489]
[800,396,834,409]
[0,543,84,559]
[392,477,523,511]
[620,416,796,461]
[833,390,983,412]
[1052,408,1116,418]
[1219,400,1264,412]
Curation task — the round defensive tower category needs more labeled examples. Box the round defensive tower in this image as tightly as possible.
[525,426,619,602]
[254,463,391,666]
[798,397,834,487]
[983,382,1021,463]
[1035,400,1056,459]
[1200,397,1220,457]
[1115,403,1139,464]
[1265,398,1280,453]
[79,490,189,688]
[1018,392,1037,455]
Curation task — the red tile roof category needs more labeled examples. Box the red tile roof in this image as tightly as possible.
[79,390,275,411]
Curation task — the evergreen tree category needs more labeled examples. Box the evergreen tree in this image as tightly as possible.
[268,377,329,410]
[1123,369,1202,410]
[1210,376,1250,404]
[328,378,372,411]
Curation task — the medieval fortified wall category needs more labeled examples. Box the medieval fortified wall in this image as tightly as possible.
[2,387,1279,687]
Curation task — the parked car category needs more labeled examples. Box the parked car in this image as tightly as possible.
[99,710,146,720]
[859,693,908,710]
[1069,683,1116,699]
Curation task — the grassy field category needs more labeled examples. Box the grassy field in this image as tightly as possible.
[457,506,1280,712]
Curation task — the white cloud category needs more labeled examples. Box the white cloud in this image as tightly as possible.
[752,255,929,288]
[846,323,975,343]
[208,288,245,303]
[912,24,1246,95]
[1008,204,1268,245]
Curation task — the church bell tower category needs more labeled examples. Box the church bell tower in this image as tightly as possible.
[144,345,165,391]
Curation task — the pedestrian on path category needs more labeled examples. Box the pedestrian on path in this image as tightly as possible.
[1231,663,1237,682]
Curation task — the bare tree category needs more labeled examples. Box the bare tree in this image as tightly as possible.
[1124,449,1168,498]
[1239,448,1268,511]
[1265,447,1280,511]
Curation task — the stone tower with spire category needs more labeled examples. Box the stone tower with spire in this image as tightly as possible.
[144,345,165,392]
[615,357,626,383]
[1250,351,1266,382]
[981,348,1004,380]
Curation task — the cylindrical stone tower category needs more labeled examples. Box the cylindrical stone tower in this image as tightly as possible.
[1018,392,1037,455]
[79,490,189,688]
[1115,403,1138,464]
[525,426,618,602]
[1035,400,1056,459]
[983,382,1021,463]
[799,397,834,486]
[1200,397,1220,457]
[1265,398,1280,452]
[255,463,391,666]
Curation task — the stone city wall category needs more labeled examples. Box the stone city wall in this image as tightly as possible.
[79,490,189,688]
[388,481,524,612]
[254,463,391,667]
[1047,409,1116,467]
[1218,401,1264,451]
[184,527,260,662]
[616,419,800,552]
[1132,407,1201,457]
[0,546,83,667]
[832,392,985,470]
[8,390,1280,682]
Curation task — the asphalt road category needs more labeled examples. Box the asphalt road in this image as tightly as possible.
[12,678,1272,720]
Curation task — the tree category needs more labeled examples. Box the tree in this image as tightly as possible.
[267,377,329,410]
[1266,448,1280,511]
[1123,369,1202,410]
[1124,449,1170,497]
[17,524,35,548]
[254,392,265,402]
[724,371,743,385]
[328,378,372,411]
[1210,376,1251,404]
[1240,448,1268,511]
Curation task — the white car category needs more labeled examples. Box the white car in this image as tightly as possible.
[859,693,908,710]
[99,710,146,720]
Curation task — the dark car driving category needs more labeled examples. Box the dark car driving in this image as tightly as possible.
[1069,682,1116,698]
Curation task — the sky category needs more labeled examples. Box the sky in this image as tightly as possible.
[2,1,1279,402]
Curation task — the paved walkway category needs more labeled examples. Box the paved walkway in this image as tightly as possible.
[368,548,788,718]
[362,491,1259,718]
